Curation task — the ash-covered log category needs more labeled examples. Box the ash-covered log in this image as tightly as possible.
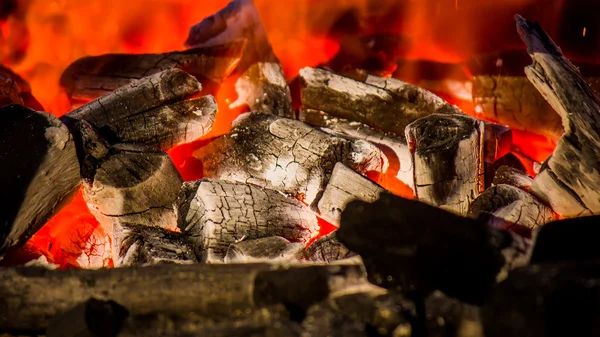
[468,184,554,236]
[196,112,387,206]
[62,69,217,151]
[336,193,512,305]
[299,68,459,136]
[60,42,245,103]
[406,114,485,215]
[185,0,293,117]
[481,262,600,337]
[0,263,365,332]
[517,15,600,217]
[317,163,384,226]
[176,179,319,263]
[298,108,414,194]
[0,104,80,258]
[224,236,304,263]
[300,232,356,263]
[492,165,533,191]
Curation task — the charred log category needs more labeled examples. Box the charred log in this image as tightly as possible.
[301,232,356,263]
[63,69,217,151]
[492,165,533,191]
[185,0,293,117]
[176,179,319,263]
[196,112,386,206]
[224,236,304,263]
[517,15,600,217]
[317,163,384,226]
[299,68,459,136]
[406,114,485,215]
[46,298,129,337]
[0,65,43,109]
[60,42,245,102]
[0,104,80,258]
[0,263,365,331]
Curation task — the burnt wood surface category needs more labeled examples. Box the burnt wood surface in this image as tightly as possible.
[406,114,485,215]
[63,69,217,151]
[301,232,356,263]
[0,104,80,258]
[196,112,386,206]
[300,68,459,136]
[185,0,293,117]
[492,165,533,191]
[60,42,245,103]
[516,15,600,217]
[0,65,43,110]
[224,236,304,263]
[176,179,319,263]
[0,263,365,332]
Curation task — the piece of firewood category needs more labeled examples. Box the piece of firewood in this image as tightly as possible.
[0,65,43,110]
[60,42,245,102]
[0,104,80,258]
[298,108,414,193]
[62,69,217,151]
[176,179,319,262]
[0,263,365,331]
[185,0,293,117]
[46,298,129,337]
[468,184,555,237]
[117,224,197,267]
[317,163,385,226]
[483,123,513,188]
[336,193,516,305]
[492,166,533,191]
[406,114,485,216]
[196,112,387,206]
[300,232,356,263]
[299,68,459,136]
[517,15,600,217]
[224,236,304,263]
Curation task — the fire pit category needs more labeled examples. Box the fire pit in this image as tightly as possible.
[1,0,600,336]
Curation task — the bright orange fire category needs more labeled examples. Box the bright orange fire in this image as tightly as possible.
[2,0,580,267]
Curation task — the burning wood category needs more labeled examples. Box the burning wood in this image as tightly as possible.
[63,69,217,151]
[468,184,555,235]
[176,179,319,263]
[300,232,356,263]
[492,165,533,191]
[196,112,386,205]
[299,67,459,136]
[516,15,600,217]
[0,263,365,332]
[185,0,293,117]
[224,236,304,263]
[483,123,513,187]
[317,163,385,226]
[0,65,43,110]
[0,104,80,258]
[60,42,246,103]
[406,114,485,215]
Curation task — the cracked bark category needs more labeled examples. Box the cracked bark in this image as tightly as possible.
[176,179,319,263]
[468,184,554,236]
[298,108,414,193]
[196,112,387,206]
[299,68,460,136]
[224,236,304,263]
[406,114,485,216]
[0,104,80,259]
[62,69,217,151]
[0,263,365,332]
[82,143,183,265]
[301,232,356,263]
[317,163,385,226]
[516,15,600,217]
[185,0,293,117]
[60,42,245,102]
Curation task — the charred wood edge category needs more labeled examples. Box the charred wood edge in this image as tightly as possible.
[516,15,600,217]
[224,236,304,263]
[176,178,319,263]
[0,65,43,110]
[299,67,461,136]
[0,104,81,258]
[60,41,246,102]
[406,113,485,216]
[317,162,385,226]
[81,143,183,265]
[196,112,386,206]
[62,69,218,152]
[492,165,533,190]
[301,232,356,263]
[298,108,414,192]
[185,0,292,117]
[0,262,367,332]
[483,122,512,163]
